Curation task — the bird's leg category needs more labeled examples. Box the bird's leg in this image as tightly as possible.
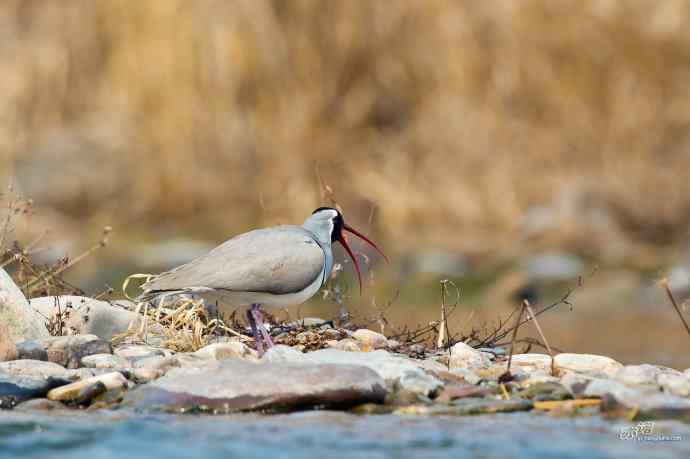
[246,306,264,355]
[251,304,274,349]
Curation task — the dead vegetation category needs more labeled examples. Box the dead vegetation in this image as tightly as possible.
[3,1,690,258]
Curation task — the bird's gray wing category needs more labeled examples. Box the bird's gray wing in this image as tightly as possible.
[141,226,325,295]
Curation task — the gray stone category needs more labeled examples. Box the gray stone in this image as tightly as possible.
[523,370,561,386]
[554,353,622,378]
[131,368,164,384]
[600,383,690,421]
[0,360,70,380]
[47,372,127,402]
[614,364,663,387]
[80,353,129,369]
[124,359,387,413]
[335,339,361,352]
[38,334,112,368]
[261,345,304,363]
[352,329,388,349]
[510,354,553,373]
[65,368,115,380]
[114,344,170,361]
[0,373,68,408]
[14,341,48,361]
[449,342,492,370]
[450,368,482,385]
[0,268,49,341]
[29,296,141,340]
[193,342,258,361]
[658,373,690,397]
[264,348,443,397]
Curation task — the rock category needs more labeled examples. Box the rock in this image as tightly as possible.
[132,353,206,373]
[14,398,66,411]
[262,345,304,362]
[352,329,388,350]
[124,359,387,413]
[515,382,571,401]
[65,368,115,380]
[81,353,129,369]
[395,398,533,416]
[554,353,623,378]
[38,334,112,368]
[398,371,443,398]
[264,348,442,397]
[131,368,164,384]
[614,364,663,387]
[28,296,140,340]
[449,368,482,385]
[72,381,108,405]
[0,360,70,379]
[193,342,257,361]
[335,339,361,352]
[600,384,690,421]
[435,384,499,403]
[14,341,48,361]
[386,339,400,350]
[132,355,180,373]
[47,372,127,402]
[449,342,491,370]
[658,373,690,397]
[523,370,560,386]
[0,373,69,408]
[114,344,170,361]
[510,354,553,373]
[416,358,451,375]
[0,268,49,341]
[0,323,18,362]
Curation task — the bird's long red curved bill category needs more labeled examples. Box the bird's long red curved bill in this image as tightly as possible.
[338,223,389,294]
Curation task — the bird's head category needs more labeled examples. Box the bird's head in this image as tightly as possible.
[306,207,388,293]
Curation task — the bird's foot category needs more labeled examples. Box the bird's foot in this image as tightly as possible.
[251,304,274,353]
[246,306,265,356]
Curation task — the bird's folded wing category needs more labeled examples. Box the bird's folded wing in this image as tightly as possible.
[142,226,325,295]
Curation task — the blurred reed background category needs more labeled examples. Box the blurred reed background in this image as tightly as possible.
[2,1,690,365]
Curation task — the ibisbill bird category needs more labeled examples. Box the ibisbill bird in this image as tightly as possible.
[139,207,388,354]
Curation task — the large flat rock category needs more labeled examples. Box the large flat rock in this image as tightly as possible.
[263,347,443,397]
[124,359,386,413]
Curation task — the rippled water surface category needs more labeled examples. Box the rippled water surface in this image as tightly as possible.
[1,411,689,459]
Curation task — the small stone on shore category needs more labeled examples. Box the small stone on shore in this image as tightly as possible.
[47,372,128,402]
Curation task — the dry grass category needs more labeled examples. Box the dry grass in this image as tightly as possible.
[1,1,690,254]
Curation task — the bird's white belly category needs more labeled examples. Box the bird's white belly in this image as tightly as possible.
[183,268,325,313]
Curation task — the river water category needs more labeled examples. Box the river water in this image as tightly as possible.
[0,410,688,459]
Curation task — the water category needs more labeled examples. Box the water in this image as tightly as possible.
[1,410,689,459]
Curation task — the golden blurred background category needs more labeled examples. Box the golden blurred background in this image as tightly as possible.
[2,1,690,366]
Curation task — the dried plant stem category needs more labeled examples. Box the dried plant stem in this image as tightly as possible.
[660,278,690,338]
[503,301,526,378]
[25,226,111,294]
[0,230,49,270]
[523,300,556,376]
